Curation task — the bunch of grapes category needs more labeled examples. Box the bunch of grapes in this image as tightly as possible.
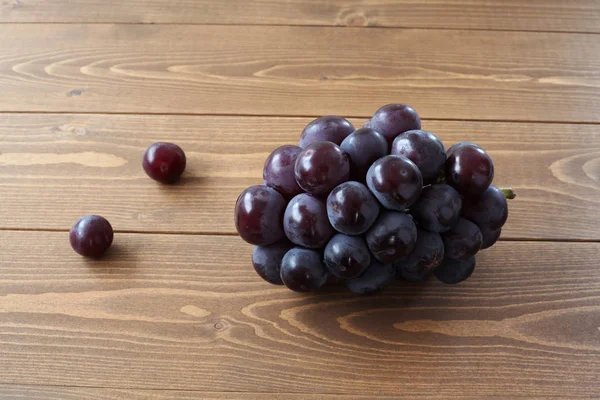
[235,104,514,295]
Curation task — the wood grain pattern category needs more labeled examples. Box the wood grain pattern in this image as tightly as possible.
[0,114,598,239]
[0,25,599,122]
[1,0,599,34]
[0,385,589,400]
[0,232,599,397]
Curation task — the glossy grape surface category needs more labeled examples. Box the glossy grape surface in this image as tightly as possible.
[442,218,483,260]
[280,248,327,292]
[324,234,371,279]
[263,145,303,199]
[480,226,502,249]
[461,185,508,231]
[283,193,334,248]
[391,130,446,183]
[252,240,293,285]
[369,104,422,147]
[69,215,114,258]
[299,116,355,148]
[435,257,476,284]
[411,184,462,233]
[340,128,388,182]
[142,142,186,183]
[347,260,395,295]
[445,143,494,196]
[396,229,444,282]
[235,185,287,246]
[295,141,350,196]
[366,212,417,264]
[367,155,422,210]
[327,181,379,235]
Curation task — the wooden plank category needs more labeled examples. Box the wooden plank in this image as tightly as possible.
[0,114,598,240]
[0,25,599,122]
[0,385,588,400]
[0,232,599,397]
[0,0,599,34]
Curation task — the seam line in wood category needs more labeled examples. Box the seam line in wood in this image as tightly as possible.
[0,22,598,36]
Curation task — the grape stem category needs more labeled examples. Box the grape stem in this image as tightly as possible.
[500,188,516,200]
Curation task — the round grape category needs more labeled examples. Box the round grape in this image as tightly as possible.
[445,143,494,196]
[396,229,444,282]
[340,128,388,183]
[252,240,293,285]
[69,215,114,258]
[235,185,286,246]
[327,182,379,235]
[295,141,350,196]
[366,212,417,264]
[461,185,508,231]
[280,248,327,292]
[480,226,502,249]
[347,260,395,295]
[324,234,371,279]
[367,155,423,210]
[299,116,355,148]
[411,184,462,233]
[447,141,480,156]
[435,257,476,284]
[283,193,334,248]
[391,130,446,183]
[142,142,186,184]
[442,218,483,260]
[263,145,303,199]
[369,104,422,147]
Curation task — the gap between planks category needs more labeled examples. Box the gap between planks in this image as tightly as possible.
[2,111,600,126]
[0,21,599,36]
[0,227,597,243]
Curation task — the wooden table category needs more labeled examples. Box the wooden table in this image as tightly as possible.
[1,1,599,399]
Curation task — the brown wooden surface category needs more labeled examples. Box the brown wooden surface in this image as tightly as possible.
[0,114,598,239]
[0,233,599,398]
[0,1,599,399]
[1,25,600,122]
[1,0,600,34]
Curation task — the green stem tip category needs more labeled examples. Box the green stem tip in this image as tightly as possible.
[500,188,516,200]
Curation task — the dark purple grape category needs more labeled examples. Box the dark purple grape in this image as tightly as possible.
[280,248,327,292]
[263,145,303,199]
[340,128,388,182]
[396,229,444,282]
[324,234,371,279]
[294,141,350,196]
[367,155,423,210]
[411,184,462,233]
[391,130,446,183]
[252,240,293,285]
[283,193,334,248]
[447,141,480,156]
[347,260,395,295]
[461,185,508,231]
[299,116,355,148]
[363,120,372,128]
[327,182,379,235]
[142,142,186,184]
[480,226,502,249]
[434,257,476,284]
[366,212,417,264]
[442,218,483,260]
[235,185,287,246]
[369,104,421,147]
[445,143,494,196]
[69,215,114,258]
